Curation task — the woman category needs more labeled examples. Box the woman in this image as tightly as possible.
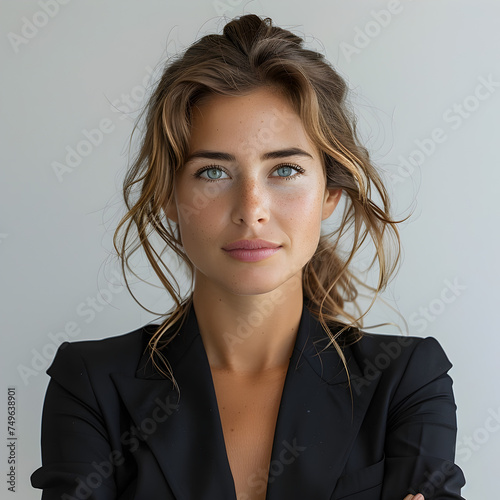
[31,14,466,500]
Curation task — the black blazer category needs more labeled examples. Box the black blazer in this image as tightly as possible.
[31,301,466,499]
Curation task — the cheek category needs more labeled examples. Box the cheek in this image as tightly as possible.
[278,188,325,224]
[175,180,326,244]
[176,191,226,243]
[278,190,325,256]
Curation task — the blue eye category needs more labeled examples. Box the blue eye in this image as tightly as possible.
[195,166,229,181]
[276,166,293,177]
[272,164,304,179]
[205,168,223,179]
[194,163,304,182]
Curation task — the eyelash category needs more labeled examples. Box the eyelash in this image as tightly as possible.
[192,163,305,182]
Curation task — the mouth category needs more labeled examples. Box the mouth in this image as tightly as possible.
[222,239,281,251]
[222,239,282,262]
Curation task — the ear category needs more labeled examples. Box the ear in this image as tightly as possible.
[321,188,342,220]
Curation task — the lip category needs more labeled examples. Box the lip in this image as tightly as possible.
[222,239,281,251]
[222,239,282,262]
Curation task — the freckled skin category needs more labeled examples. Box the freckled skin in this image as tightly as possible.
[162,86,424,500]
[164,88,343,499]
[167,87,342,297]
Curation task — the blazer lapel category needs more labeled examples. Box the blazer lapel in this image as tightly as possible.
[111,307,237,500]
[266,303,382,499]
[111,301,382,500]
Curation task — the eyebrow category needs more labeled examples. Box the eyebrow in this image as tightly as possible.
[185,147,314,163]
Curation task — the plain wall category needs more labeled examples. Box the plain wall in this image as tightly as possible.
[2,0,499,497]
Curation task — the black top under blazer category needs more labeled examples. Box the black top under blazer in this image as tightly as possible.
[31,300,466,499]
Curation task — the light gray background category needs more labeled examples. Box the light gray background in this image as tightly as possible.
[1,0,499,498]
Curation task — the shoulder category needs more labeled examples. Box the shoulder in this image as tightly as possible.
[352,332,451,370]
[46,324,159,382]
[348,332,454,398]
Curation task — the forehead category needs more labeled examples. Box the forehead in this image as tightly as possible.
[188,87,318,159]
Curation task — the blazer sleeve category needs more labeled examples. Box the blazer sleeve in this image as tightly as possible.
[30,342,118,500]
[381,336,466,500]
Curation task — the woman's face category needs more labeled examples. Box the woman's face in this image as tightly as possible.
[167,86,341,296]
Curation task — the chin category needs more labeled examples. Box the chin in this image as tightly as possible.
[222,270,303,297]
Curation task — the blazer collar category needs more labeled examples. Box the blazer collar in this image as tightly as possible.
[111,300,381,499]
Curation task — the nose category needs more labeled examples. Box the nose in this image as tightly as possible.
[231,177,270,227]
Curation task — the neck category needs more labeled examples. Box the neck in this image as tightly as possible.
[192,273,304,374]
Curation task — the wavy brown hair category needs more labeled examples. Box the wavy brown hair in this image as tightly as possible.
[113,14,403,386]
